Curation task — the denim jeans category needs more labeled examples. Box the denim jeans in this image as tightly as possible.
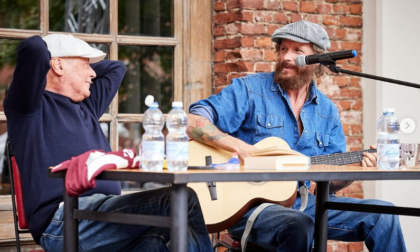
[229,193,406,252]
[40,187,212,252]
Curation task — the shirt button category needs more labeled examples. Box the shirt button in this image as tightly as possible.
[267,123,271,126]
[302,109,305,112]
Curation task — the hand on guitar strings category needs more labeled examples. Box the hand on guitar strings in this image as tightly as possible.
[362,145,377,167]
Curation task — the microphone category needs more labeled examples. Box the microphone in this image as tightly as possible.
[295,50,357,67]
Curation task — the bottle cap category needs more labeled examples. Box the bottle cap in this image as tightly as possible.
[172,101,183,108]
[145,95,154,107]
[149,102,159,108]
[385,108,395,113]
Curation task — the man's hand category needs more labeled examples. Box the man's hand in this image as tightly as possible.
[361,145,377,167]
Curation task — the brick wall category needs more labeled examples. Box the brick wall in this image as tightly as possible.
[212,0,364,251]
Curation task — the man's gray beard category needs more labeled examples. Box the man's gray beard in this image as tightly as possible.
[274,62,315,90]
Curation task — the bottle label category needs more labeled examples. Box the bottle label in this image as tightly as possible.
[166,142,189,161]
[142,141,164,160]
[378,144,400,159]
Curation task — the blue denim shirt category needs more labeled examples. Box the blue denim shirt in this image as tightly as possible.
[190,72,346,158]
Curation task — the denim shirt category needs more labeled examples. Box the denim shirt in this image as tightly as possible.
[189,72,346,158]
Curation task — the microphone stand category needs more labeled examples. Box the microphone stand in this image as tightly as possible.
[321,58,420,89]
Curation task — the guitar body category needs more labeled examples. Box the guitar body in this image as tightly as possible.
[188,137,297,233]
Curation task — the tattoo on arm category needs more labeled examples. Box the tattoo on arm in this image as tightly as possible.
[328,180,354,194]
[187,117,227,143]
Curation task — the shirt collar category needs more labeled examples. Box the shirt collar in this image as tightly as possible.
[273,78,319,105]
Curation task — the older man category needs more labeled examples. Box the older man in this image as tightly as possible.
[5,34,212,251]
[188,20,405,251]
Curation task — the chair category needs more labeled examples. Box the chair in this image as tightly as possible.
[6,141,44,252]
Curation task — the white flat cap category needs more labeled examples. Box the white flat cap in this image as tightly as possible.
[43,34,106,63]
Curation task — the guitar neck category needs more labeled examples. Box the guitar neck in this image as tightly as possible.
[310,149,376,166]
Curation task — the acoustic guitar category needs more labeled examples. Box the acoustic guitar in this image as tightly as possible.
[188,137,376,233]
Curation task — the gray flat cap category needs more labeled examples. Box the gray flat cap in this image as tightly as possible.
[271,20,330,50]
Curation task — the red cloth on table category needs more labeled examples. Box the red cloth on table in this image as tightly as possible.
[51,148,140,196]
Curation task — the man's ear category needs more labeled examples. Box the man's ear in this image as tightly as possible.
[50,58,65,76]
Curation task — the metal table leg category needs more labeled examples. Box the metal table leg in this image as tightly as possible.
[314,181,329,252]
[171,184,188,252]
[63,181,78,252]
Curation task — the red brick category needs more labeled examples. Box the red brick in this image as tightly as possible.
[214,1,226,11]
[353,99,362,110]
[240,49,263,61]
[214,62,248,73]
[307,14,323,24]
[255,11,273,22]
[228,72,248,83]
[268,24,280,35]
[282,1,298,12]
[341,42,362,51]
[342,123,350,135]
[341,16,362,27]
[348,242,364,252]
[340,88,362,99]
[347,29,362,41]
[255,62,271,72]
[349,4,362,14]
[349,55,361,64]
[273,12,288,23]
[317,3,333,14]
[214,51,226,62]
[267,1,281,10]
[341,111,362,124]
[351,124,363,136]
[290,13,303,22]
[214,11,253,24]
[323,16,340,26]
[241,37,255,47]
[264,49,278,61]
[239,23,266,35]
[338,100,352,110]
[213,26,225,37]
[346,136,363,146]
[226,0,264,10]
[214,38,241,49]
[349,78,361,88]
[301,2,316,13]
[226,50,242,60]
[330,41,340,51]
[334,76,350,87]
[256,37,273,48]
[335,28,347,39]
[225,23,239,34]
[214,73,227,86]
[333,4,349,14]
[244,61,254,71]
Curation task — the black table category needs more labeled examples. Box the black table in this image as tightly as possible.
[48,165,420,252]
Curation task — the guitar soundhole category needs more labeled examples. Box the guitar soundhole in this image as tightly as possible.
[247,181,268,185]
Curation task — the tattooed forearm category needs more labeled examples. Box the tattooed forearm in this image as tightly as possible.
[328,180,354,194]
[187,117,228,143]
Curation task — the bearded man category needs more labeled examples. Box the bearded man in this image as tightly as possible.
[187,20,406,251]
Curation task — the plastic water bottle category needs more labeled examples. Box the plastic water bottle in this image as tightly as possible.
[166,101,189,171]
[141,102,165,171]
[377,108,400,170]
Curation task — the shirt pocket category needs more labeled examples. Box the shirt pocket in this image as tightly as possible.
[255,114,284,142]
[312,131,330,156]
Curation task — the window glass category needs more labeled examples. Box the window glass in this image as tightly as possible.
[49,0,110,34]
[118,0,173,37]
[0,39,20,112]
[0,0,39,30]
[118,45,174,114]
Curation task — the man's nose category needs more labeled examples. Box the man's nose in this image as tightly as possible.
[90,66,97,79]
[282,50,295,62]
